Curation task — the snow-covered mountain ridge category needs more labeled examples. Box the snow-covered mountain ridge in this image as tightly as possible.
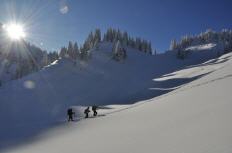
[0,42,230,152]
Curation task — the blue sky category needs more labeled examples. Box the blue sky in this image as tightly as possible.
[0,0,231,52]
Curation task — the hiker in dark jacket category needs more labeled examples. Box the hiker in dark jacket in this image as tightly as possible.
[67,108,75,121]
[92,106,98,116]
[84,107,90,118]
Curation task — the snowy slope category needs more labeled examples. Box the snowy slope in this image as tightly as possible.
[0,42,225,151]
[3,52,232,153]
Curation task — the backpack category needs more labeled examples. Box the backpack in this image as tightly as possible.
[84,108,90,114]
[67,108,73,115]
[92,106,97,111]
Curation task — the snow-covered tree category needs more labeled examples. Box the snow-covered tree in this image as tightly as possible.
[47,51,59,63]
[170,39,178,50]
[169,29,232,58]
[112,40,127,61]
[103,28,154,55]
[59,47,68,58]
[122,32,129,46]
[79,46,90,60]
[73,42,79,60]
[94,29,101,45]
[67,41,73,58]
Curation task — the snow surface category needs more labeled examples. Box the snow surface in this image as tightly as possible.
[0,42,230,152]
[185,43,217,51]
[3,52,232,153]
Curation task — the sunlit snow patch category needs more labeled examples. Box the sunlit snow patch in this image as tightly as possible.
[185,43,216,51]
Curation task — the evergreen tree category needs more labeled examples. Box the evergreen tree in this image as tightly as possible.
[67,41,74,58]
[41,51,48,66]
[80,47,89,60]
[73,42,79,60]
[102,28,153,55]
[170,39,178,50]
[147,42,152,54]
[59,47,68,58]
[94,29,101,44]
[122,32,129,46]
[112,40,127,61]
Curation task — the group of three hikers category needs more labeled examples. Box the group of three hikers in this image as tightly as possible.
[67,106,98,121]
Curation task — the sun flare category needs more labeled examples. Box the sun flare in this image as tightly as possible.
[3,23,26,40]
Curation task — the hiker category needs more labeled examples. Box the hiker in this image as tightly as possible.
[92,106,98,116]
[67,108,75,121]
[84,107,90,118]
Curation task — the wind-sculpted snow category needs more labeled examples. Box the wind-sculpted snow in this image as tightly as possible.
[0,42,229,152]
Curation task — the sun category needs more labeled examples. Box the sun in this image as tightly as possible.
[3,23,26,40]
